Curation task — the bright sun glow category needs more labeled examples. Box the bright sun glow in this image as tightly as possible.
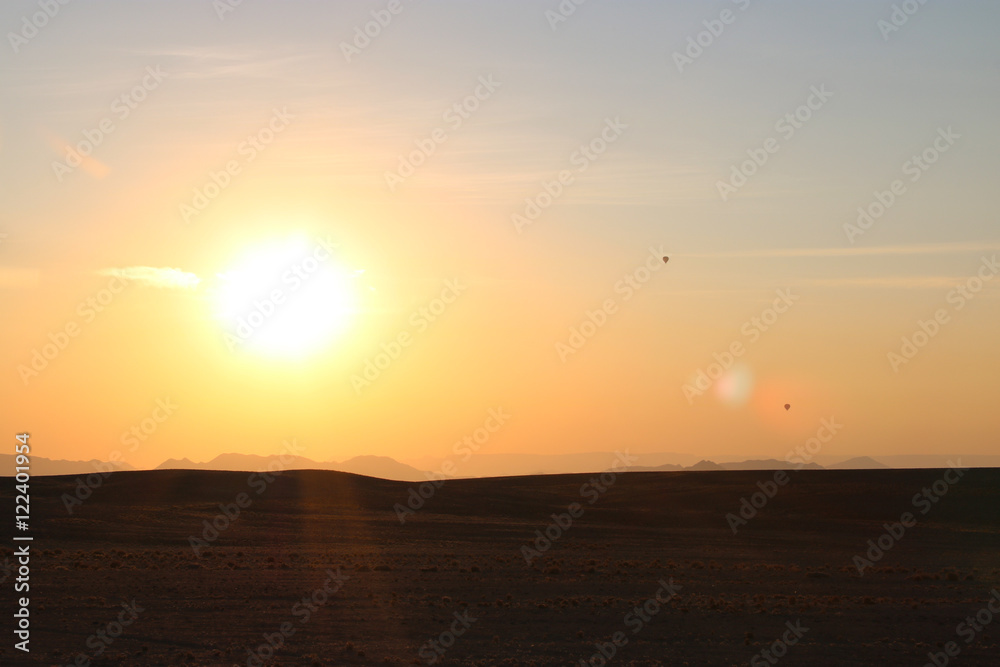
[215,236,358,357]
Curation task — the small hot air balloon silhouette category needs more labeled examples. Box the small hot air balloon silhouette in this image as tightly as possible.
[784,404,791,411]
[662,256,669,263]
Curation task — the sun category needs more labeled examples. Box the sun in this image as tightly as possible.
[214,236,358,357]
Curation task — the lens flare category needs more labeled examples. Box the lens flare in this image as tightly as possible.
[714,362,754,407]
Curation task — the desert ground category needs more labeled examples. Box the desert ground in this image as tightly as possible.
[2,467,999,666]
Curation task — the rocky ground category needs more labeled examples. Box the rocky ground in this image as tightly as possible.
[2,467,999,666]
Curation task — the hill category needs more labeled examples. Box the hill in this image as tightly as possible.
[2,467,998,665]
[829,456,890,469]
[0,453,134,476]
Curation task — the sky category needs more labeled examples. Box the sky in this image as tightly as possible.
[1,0,998,471]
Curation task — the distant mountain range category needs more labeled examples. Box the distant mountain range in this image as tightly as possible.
[0,454,135,477]
[0,452,423,481]
[1,451,993,480]
[826,456,889,470]
[153,453,426,481]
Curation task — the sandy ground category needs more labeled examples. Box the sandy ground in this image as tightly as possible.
[2,467,999,666]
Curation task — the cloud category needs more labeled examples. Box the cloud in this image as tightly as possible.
[805,276,973,289]
[98,267,201,289]
[684,241,1000,259]
[117,45,319,82]
[42,129,110,180]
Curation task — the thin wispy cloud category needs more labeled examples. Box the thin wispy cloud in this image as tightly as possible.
[684,242,1000,259]
[119,45,322,82]
[806,276,978,289]
[98,267,201,289]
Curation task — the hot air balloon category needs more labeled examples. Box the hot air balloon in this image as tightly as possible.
[662,256,669,263]
[784,404,791,411]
